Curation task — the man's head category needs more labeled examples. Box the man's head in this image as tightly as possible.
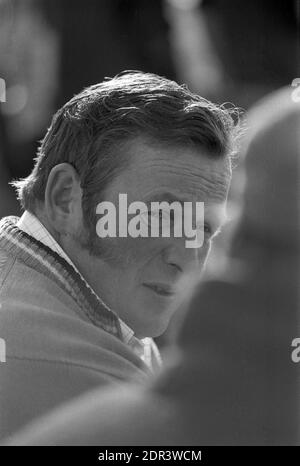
[13,71,238,338]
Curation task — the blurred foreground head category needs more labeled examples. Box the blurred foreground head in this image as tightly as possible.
[7,88,299,446]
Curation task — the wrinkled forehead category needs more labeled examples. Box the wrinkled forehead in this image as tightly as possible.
[121,138,232,205]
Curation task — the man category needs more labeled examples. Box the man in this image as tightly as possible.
[0,71,236,440]
[8,87,299,447]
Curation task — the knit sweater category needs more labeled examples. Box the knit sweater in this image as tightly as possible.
[0,216,159,440]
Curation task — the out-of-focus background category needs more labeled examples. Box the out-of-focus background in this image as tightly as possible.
[0,0,298,267]
[0,3,299,444]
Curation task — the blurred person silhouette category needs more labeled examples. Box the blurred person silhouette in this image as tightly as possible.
[199,0,299,107]
[168,0,299,109]
[6,86,299,446]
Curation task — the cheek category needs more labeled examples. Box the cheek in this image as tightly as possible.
[122,237,165,269]
[97,236,162,269]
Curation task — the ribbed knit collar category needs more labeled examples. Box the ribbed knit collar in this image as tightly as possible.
[0,216,122,341]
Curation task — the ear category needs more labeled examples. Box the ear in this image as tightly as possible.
[44,163,82,234]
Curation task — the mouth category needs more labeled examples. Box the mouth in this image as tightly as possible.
[143,283,175,297]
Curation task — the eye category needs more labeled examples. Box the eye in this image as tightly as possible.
[204,223,212,236]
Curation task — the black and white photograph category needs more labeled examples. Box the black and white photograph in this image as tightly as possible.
[0,0,299,453]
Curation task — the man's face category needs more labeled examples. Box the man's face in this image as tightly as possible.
[72,138,231,338]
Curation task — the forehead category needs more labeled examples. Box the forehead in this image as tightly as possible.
[109,137,231,205]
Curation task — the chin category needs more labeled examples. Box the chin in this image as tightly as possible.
[129,291,175,338]
[135,310,172,339]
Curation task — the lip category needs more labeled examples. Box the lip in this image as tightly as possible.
[143,283,175,297]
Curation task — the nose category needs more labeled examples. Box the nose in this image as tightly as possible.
[162,238,209,275]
